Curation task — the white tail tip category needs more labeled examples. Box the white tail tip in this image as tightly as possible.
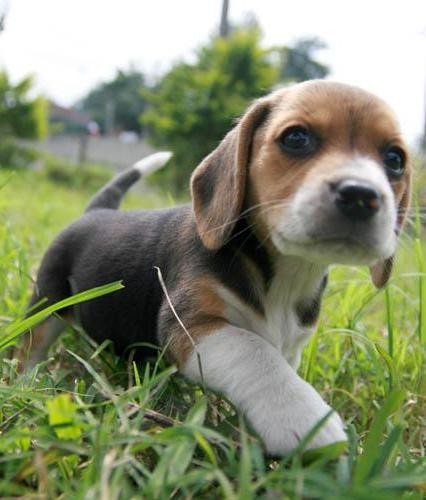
[133,151,173,176]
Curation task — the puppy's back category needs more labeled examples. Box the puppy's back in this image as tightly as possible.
[33,206,191,354]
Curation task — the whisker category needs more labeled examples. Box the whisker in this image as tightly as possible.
[205,198,287,235]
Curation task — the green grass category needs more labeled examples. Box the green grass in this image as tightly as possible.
[0,168,425,498]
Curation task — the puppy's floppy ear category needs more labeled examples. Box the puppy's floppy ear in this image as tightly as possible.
[191,97,271,250]
[369,173,411,288]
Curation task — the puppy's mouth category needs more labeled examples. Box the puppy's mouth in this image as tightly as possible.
[272,230,394,265]
[277,232,375,250]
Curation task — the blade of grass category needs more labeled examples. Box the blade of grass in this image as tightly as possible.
[0,281,124,351]
[384,286,394,358]
[237,418,253,499]
[144,397,207,498]
[375,344,399,392]
[414,238,425,344]
[353,390,404,484]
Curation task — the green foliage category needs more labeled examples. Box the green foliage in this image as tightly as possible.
[0,138,39,169]
[79,69,147,134]
[0,168,424,498]
[141,29,329,192]
[0,70,47,168]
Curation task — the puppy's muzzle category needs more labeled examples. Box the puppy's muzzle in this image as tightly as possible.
[331,180,381,221]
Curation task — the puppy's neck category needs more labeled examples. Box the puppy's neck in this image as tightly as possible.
[221,218,328,362]
[269,255,327,297]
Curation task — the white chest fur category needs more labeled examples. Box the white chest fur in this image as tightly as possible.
[217,256,327,368]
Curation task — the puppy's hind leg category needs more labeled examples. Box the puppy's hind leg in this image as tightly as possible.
[15,314,69,369]
[16,239,74,368]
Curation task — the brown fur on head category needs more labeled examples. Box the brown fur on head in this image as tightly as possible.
[191,80,411,287]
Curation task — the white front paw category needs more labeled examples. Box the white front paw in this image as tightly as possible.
[249,382,347,456]
[181,327,347,457]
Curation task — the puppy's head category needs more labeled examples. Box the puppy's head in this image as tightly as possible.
[191,81,411,287]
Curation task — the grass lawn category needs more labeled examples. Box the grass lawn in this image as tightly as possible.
[0,167,425,498]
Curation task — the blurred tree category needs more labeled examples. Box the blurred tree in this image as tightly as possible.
[0,72,47,139]
[279,37,328,81]
[141,28,278,191]
[78,69,147,135]
[0,71,47,167]
[141,29,329,192]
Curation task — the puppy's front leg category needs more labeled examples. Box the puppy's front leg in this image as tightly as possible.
[183,326,347,455]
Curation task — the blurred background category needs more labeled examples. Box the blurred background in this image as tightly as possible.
[0,0,425,194]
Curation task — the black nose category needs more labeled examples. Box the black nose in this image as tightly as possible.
[333,181,381,221]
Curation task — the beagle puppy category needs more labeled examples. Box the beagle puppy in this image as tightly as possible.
[20,81,411,455]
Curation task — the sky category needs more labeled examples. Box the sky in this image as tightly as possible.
[0,0,425,145]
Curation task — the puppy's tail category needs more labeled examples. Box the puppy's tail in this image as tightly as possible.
[85,151,172,212]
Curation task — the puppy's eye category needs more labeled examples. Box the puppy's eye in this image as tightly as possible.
[383,147,405,177]
[278,126,315,156]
